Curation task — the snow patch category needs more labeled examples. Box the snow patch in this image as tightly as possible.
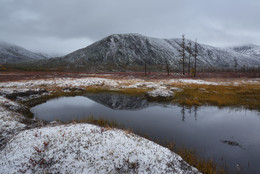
[0,97,26,148]
[147,88,174,98]
[0,124,199,174]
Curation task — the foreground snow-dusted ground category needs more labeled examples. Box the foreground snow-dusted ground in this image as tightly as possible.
[0,123,199,174]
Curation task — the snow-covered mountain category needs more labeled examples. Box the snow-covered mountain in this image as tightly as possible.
[36,52,63,59]
[22,34,260,70]
[0,41,47,64]
[230,44,260,58]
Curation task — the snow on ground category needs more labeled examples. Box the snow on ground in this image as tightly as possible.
[0,78,118,89]
[1,76,258,173]
[0,77,204,174]
[120,81,163,89]
[0,97,26,148]
[169,79,220,85]
[0,77,256,97]
[0,105,25,139]
[146,87,174,98]
[0,123,199,174]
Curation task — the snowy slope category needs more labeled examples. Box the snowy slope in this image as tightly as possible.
[0,41,46,64]
[36,34,260,71]
[230,44,260,58]
[36,52,63,59]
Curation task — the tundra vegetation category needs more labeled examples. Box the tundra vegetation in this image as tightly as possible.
[1,74,259,174]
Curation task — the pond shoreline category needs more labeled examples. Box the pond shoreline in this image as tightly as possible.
[1,76,259,173]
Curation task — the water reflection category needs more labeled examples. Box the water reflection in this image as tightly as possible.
[31,93,260,174]
[83,92,150,110]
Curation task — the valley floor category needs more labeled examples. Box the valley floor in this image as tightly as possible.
[0,72,259,173]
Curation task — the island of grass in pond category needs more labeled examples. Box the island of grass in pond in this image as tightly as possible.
[31,92,260,174]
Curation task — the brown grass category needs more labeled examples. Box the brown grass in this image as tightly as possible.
[167,143,226,174]
[172,83,260,111]
[22,82,260,112]
[75,116,122,129]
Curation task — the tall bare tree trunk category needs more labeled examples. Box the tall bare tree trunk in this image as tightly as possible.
[145,62,147,76]
[181,35,185,75]
[188,42,192,75]
[234,58,238,72]
[165,58,170,76]
[178,34,186,75]
[194,39,198,77]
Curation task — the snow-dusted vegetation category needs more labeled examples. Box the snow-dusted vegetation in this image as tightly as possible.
[0,77,206,173]
[0,123,199,173]
[0,76,259,173]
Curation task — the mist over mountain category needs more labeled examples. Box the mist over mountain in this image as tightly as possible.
[229,44,260,58]
[0,41,63,64]
[0,41,44,64]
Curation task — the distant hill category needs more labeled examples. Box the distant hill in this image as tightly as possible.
[0,41,50,64]
[6,34,260,71]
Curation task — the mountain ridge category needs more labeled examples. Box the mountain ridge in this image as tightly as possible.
[36,33,260,71]
[2,34,260,71]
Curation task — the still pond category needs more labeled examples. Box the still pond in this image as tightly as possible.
[31,92,260,174]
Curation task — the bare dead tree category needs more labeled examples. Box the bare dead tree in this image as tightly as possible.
[178,34,186,75]
[144,62,147,76]
[75,57,80,73]
[187,41,192,75]
[165,58,170,75]
[193,39,198,77]
[234,58,238,72]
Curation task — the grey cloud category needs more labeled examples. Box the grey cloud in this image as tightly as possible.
[0,0,259,54]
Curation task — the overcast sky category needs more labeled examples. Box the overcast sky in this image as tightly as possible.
[0,0,259,54]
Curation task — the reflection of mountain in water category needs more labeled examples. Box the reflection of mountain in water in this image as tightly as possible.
[84,93,149,110]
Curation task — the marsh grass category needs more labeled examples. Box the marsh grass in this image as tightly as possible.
[21,87,87,107]
[22,79,260,111]
[172,83,260,111]
[76,116,121,129]
[167,143,226,174]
